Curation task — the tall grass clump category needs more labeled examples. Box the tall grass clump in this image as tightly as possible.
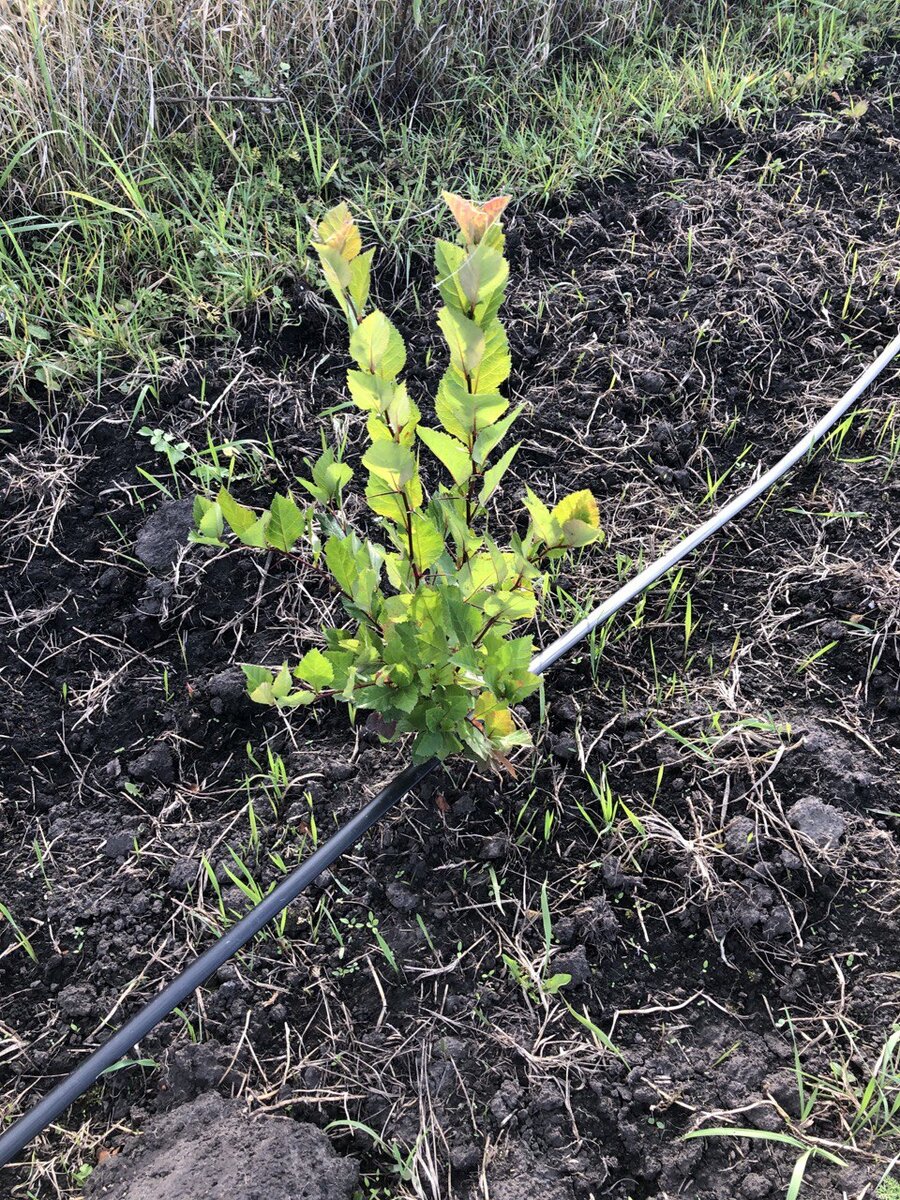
[0,0,896,396]
[0,0,649,197]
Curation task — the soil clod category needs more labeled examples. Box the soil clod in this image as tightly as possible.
[84,1092,359,1200]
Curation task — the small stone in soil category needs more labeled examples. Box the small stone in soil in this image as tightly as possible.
[553,944,590,986]
[206,668,247,715]
[57,984,97,1020]
[554,695,579,725]
[102,831,136,859]
[128,743,175,785]
[740,1173,773,1199]
[477,834,509,861]
[434,1036,470,1062]
[786,796,846,848]
[449,1142,480,1172]
[635,370,668,395]
[133,498,195,574]
[166,859,198,891]
[551,734,578,762]
[325,761,356,783]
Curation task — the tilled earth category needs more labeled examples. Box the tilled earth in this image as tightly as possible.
[3,50,900,1200]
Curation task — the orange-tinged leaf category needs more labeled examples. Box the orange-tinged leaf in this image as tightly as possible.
[442,192,510,245]
[481,196,511,225]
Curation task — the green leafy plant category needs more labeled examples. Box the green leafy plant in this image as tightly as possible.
[193,194,602,766]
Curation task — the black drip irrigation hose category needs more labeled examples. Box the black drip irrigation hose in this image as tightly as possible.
[2,332,899,1168]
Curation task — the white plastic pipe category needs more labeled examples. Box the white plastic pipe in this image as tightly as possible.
[530,331,900,675]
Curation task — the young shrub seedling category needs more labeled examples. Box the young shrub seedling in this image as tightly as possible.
[194,195,602,766]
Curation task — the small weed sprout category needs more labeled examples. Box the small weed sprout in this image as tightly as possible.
[194,195,602,766]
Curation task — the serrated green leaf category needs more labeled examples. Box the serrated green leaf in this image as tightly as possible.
[271,661,293,699]
[348,248,374,314]
[480,589,536,621]
[459,242,508,312]
[266,493,306,552]
[472,390,510,429]
[313,243,353,316]
[237,513,271,548]
[434,373,471,441]
[315,202,361,258]
[522,486,555,544]
[390,685,420,714]
[365,477,408,524]
[408,513,445,572]
[478,443,518,504]
[471,320,511,391]
[192,495,224,543]
[277,691,316,708]
[324,535,356,594]
[434,239,468,311]
[435,373,510,442]
[412,729,459,762]
[551,490,600,530]
[217,488,257,535]
[362,440,416,490]
[302,450,352,503]
[437,306,485,383]
[472,406,521,465]
[384,388,419,440]
[241,664,272,692]
[560,519,601,547]
[350,311,406,380]
[346,370,395,412]
[417,427,472,486]
[294,647,334,691]
[241,663,276,705]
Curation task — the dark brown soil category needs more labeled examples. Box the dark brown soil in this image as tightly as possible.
[83,1092,359,1199]
[2,48,900,1200]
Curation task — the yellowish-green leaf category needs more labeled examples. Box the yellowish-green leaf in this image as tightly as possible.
[237,513,271,548]
[362,440,416,490]
[437,306,485,383]
[350,311,406,380]
[347,248,374,313]
[480,589,536,621]
[473,406,520,464]
[471,320,511,391]
[434,239,468,311]
[417,427,472,486]
[346,370,395,412]
[479,443,519,504]
[522,487,555,544]
[272,662,293,699]
[313,243,353,316]
[560,519,601,547]
[217,488,257,536]
[192,496,224,543]
[315,202,361,259]
[366,478,409,524]
[408,513,445,571]
[458,242,508,311]
[294,647,333,691]
[551,490,600,530]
